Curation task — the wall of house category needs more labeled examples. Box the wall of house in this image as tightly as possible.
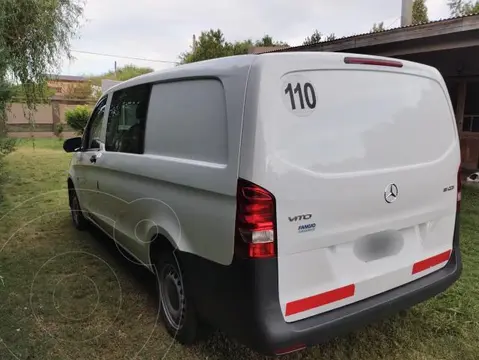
[7,103,52,124]
[7,131,77,138]
[5,100,91,138]
[47,80,85,97]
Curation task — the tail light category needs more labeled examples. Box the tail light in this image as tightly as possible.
[235,178,276,259]
[344,56,403,68]
[457,166,462,212]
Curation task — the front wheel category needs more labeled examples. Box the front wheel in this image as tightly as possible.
[69,189,88,230]
[155,251,199,345]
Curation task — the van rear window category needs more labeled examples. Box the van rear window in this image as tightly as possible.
[273,70,455,174]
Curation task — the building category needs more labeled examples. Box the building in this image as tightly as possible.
[7,75,95,138]
[263,14,479,169]
[46,74,88,99]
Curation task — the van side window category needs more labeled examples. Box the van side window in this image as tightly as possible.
[83,97,107,150]
[146,79,228,164]
[105,84,151,154]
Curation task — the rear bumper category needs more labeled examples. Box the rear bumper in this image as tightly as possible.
[257,237,461,355]
[183,215,462,356]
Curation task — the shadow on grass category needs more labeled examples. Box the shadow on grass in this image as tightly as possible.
[83,224,158,301]
[81,224,274,358]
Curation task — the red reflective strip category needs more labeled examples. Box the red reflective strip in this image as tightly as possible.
[285,284,355,316]
[412,250,452,274]
[275,344,306,356]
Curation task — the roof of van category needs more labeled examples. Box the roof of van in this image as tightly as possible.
[104,52,438,95]
[103,55,258,95]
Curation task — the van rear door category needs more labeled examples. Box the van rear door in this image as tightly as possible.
[242,53,460,322]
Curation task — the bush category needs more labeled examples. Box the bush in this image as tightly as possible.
[55,122,64,139]
[65,105,91,134]
[0,136,15,157]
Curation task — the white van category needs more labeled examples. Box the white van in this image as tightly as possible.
[63,52,462,356]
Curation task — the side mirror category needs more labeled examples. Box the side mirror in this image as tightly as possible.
[63,137,82,153]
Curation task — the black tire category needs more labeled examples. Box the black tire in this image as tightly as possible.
[69,188,88,231]
[154,251,199,345]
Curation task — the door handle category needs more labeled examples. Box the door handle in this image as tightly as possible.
[90,155,97,164]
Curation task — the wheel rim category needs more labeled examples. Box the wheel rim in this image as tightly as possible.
[71,194,80,225]
[160,263,185,330]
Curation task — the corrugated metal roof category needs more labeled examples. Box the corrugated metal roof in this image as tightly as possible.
[262,13,479,54]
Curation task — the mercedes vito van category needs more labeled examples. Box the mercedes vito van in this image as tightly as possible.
[63,52,462,356]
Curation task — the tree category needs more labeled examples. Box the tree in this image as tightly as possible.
[0,79,15,163]
[326,33,337,41]
[231,39,254,55]
[0,0,83,177]
[180,29,233,64]
[412,0,429,24]
[303,30,336,45]
[8,82,54,103]
[303,30,322,45]
[90,65,154,85]
[255,35,288,47]
[0,0,83,108]
[448,0,479,16]
[180,29,288,64]
[370,22,386,32]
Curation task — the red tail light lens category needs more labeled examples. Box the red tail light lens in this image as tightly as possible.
[235,178,276,259]
[457,166,462,212]
[344,56,403,68]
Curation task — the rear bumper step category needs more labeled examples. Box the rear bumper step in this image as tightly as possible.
[182,215,462,356]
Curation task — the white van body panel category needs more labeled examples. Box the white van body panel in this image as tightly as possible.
[71,56,256,267]
[240,53,460,322]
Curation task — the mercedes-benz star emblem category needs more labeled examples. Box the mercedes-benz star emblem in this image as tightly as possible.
[384,183,399,203]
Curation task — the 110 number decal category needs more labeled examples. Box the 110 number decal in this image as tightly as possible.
[284,82,317,111]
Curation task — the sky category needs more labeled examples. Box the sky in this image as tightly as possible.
[60,0,452,76]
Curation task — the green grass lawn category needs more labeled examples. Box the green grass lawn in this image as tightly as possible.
[1,138,478,360]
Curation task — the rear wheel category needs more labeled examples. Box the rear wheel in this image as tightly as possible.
[154,251,199,345]
[69,189,88,230]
